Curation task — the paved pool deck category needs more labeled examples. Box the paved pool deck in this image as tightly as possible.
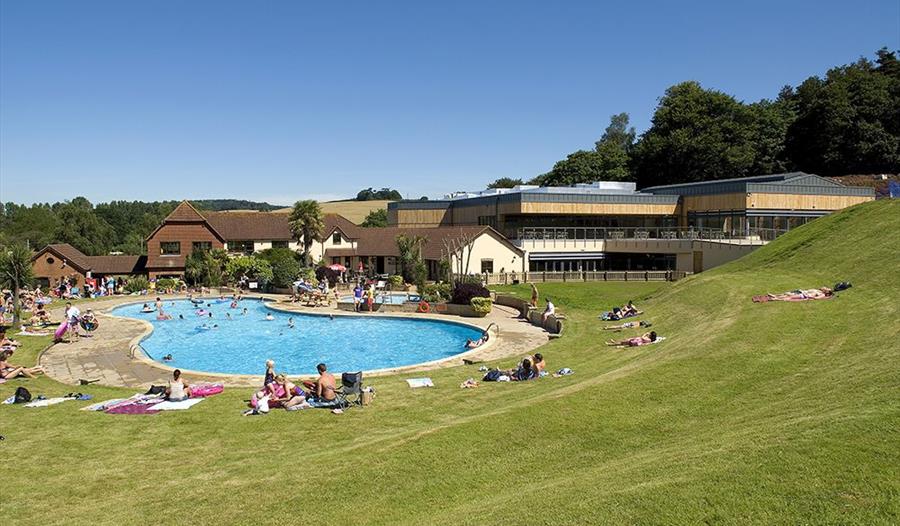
[38,294,550,388]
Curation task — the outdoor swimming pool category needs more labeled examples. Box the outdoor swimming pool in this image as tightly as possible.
[339,292,421,305]
[112,298,482,375]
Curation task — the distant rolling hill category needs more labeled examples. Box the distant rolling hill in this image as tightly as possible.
[275,199,394,224]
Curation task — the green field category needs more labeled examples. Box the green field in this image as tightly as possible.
[3,200,899,525]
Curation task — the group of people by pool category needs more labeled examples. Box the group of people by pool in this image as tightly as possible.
[245,359,338,414]
[483,352,546,382]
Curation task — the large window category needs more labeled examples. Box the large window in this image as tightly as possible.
[192,241,212,253]
[160,242,180,255]
[480,259,494,273]
[332,232,342,245]
[272,240,289,249]
[229,240,254,254]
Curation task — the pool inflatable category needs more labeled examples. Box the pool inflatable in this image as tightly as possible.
[190,298,204,305]
[190,383,224,397]
[54,321,69,341]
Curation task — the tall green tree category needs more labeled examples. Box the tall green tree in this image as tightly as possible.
[487,177,525,189]
[52,197,115,255]
[288,200,325,264]
[533,114,635,186]
[184,248,228,287]
[631,82,762,187]
[0,242,35,329]
[361,208,389,227]
[784,49,900,175]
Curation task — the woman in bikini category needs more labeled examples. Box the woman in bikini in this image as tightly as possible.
[606,331,658,347]
[0,350,43,379]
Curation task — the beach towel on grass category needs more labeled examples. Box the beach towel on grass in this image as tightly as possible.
[152,399,204,411]
[105,401,160,415]
[406,378,434,388]
[81,398,127,411]
[24,397,71,408]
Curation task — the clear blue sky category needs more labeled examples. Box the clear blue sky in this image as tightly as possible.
[1,1,898,205]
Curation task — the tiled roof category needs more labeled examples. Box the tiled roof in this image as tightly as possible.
[164,200,207,222]
[33,244,146,275]
[84,255,147,274]
[205,211,294,241]
[324,214,362,238]
[321,226,520,260]
[35,244,93,271]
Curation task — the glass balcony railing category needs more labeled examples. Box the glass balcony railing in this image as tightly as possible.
[512,226,786,243]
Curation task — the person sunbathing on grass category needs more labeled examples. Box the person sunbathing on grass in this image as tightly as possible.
[0,349,43,379]
[606,331,658,347]
[603,320,651,331]
[301,363,336,403]
[272,375,309,409]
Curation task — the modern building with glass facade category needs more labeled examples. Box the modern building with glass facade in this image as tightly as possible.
[388,173,875,273]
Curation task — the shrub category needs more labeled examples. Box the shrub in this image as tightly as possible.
[470,297,492,316]
[422,282,451,303]
[156,278,179,291]
[450,282,490,305]
[124,277,150,293]
[299,267,317,283]
[258,248,302,289]
[225,255,274,285]
[388,275,404,290]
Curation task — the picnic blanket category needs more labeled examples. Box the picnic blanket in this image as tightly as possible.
[406,378,434,388]
[752,288,835,303]
[152,398,204,411]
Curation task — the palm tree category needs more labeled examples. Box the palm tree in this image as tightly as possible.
[396,233,425,284]
[288,200,325,265]
[0,242,35,329]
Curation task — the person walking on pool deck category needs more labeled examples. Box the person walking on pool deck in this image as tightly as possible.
[165,369,192,401]
[366,284,375,312]
[353,283,364,312]
[64,302,81,342]
[302,363,337,402]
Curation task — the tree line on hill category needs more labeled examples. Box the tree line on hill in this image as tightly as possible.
[488,48,900,189]
[0,198,277,256]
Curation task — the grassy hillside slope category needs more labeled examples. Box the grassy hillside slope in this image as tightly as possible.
[3,200,898,525]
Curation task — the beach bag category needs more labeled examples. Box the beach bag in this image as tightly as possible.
[14,386,32,404]
[360,387,375,406]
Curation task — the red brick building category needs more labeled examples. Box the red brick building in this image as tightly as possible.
[145,201,226,279]
[31,243,146,289]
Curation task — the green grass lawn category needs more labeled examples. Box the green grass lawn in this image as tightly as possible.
[3,200,899,525]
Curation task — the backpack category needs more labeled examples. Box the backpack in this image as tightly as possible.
[145,385,166,395]
[482,370,503,382]
[14,386,32,404]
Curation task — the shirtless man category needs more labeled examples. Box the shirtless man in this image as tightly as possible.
[308,363,336,402]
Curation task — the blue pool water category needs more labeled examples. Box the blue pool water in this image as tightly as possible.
[112,299,482,375]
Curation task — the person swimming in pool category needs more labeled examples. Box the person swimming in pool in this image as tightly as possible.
[288,318,294,329]
[265,313,274,321]
[162,354,173,361]
[242,308,248,316]
[226,312,232,320]
[178,314,184,320]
